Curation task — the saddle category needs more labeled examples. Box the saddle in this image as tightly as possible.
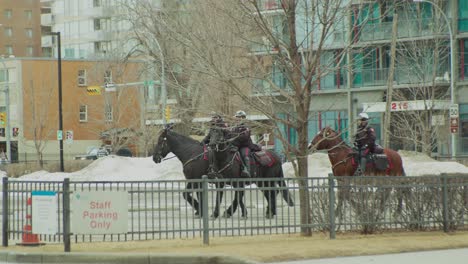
[353,147,389,173]
[253,150,275,167]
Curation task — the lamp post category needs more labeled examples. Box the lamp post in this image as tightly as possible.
[414,0,456,159]
[152,38,166,125]
[50,32,64,172]
[0,59,11,163]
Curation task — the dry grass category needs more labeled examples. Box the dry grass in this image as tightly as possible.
[3,160,92,178]
[3,231,468,262]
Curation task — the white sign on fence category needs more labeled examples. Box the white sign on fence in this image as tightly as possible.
[71,191,128,234]
[32,191,58,234]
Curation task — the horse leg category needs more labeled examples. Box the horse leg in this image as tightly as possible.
[222,191,238,218]
[263,182,277,219]
[238,189,248,219]
[183,182,200,216]
[211,182,224,219]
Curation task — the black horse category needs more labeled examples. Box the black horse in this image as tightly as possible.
[207,126,294,218]
[152,126,251,218]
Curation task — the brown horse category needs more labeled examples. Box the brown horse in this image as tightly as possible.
[308,126,405,177]
[308,126,406,218]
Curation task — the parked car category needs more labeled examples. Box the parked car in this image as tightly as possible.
[74,147,109,160]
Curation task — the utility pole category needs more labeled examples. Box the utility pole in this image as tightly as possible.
[384,14,398,148]
[51,32,64,172]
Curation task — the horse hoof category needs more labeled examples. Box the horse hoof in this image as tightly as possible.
[222,212,232,218]
[241,216,248,220]
[265,213,275,219]
[210,214,218,220]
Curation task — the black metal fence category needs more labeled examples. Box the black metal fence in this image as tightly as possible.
[1,174,468,252]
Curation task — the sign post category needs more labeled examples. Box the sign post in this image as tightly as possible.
[450,104,459,134]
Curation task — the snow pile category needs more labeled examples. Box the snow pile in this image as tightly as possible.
[8,150,468,182]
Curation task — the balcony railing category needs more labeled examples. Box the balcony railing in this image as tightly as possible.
[352,65,450,87]
[356,18,448,43]
[256,0,283,12]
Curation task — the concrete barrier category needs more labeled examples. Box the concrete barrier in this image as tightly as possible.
[0,251,258,264]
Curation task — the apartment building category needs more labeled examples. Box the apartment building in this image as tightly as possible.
[0,0,41,57]
[254,0,468,158]
[40,0,161,58]
[0,57,145,162]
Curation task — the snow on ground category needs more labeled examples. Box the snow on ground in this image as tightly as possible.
[8,150,467,182]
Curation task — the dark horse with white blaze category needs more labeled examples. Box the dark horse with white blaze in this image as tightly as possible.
[152,126,233,218]
[308,126,406,215]
[207,126,294,218]
[152,126,293,218]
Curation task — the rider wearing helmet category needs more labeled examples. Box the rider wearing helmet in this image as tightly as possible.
[201,113,228,176]
[354,112,382,173]
[229,110,261,178]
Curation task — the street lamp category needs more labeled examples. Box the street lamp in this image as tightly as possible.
[151,38,167,125]
[0,58,11,163]
[413,0,456,159]
[50,32,64,172]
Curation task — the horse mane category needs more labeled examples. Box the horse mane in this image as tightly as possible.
[167,130,200,145]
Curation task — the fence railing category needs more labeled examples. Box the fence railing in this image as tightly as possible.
[1,174,468,252]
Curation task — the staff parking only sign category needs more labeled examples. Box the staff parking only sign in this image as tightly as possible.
[71,191,128,234]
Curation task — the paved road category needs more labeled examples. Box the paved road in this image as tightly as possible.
[272,248,468,264]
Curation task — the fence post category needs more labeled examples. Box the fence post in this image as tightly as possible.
[328,173,336,239]
[201,175,209,245]
[63,178,71,252]
[2,177,8,247]
[441,174,448,233]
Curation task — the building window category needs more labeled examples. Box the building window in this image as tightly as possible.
[4,9,12,19]
[94,19,101,30]
[5,45,12,55]
[25,28,33,38]
[105,105,113,122]
[104,70,112,84]
[0,69,8,82]
[78,69,87,86]
[24,10,32,20]
[27,46,33,56]
[65,48,75,58]
[93,0,102,7]
[79,105,88,122]
[4,27,12,37]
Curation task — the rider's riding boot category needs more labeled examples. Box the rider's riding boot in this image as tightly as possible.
[241,156,251,178]
[360,156,367,174]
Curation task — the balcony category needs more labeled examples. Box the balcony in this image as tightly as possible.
[257,0,283,12]
[352,65,450,88]
[41,13,55,26]
[356,18,444,43]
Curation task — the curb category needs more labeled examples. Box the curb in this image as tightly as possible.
[0,251,258,264]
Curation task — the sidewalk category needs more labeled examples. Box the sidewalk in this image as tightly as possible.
[1,231,468,263]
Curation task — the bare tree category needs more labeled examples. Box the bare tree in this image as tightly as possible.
[387,1,451,155]
[22,80,56,167]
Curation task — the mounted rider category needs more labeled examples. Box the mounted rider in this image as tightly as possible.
[201,113,228,176]
[354,112,383,173]
[229,110,261,178]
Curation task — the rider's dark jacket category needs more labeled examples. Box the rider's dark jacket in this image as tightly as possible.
[229,122,261,151]
[354,124,377,152]
[202,120,228,145]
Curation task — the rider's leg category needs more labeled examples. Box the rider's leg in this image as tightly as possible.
[208,147,217,175]
[241,147,251,178]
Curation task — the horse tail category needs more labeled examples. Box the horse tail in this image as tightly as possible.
[278,169,295,206]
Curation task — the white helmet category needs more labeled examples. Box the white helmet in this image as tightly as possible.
[234,110,247,118]
[358,112,369,120]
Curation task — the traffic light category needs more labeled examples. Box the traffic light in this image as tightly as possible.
[165,106,171,122]
[0,112,5,127]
